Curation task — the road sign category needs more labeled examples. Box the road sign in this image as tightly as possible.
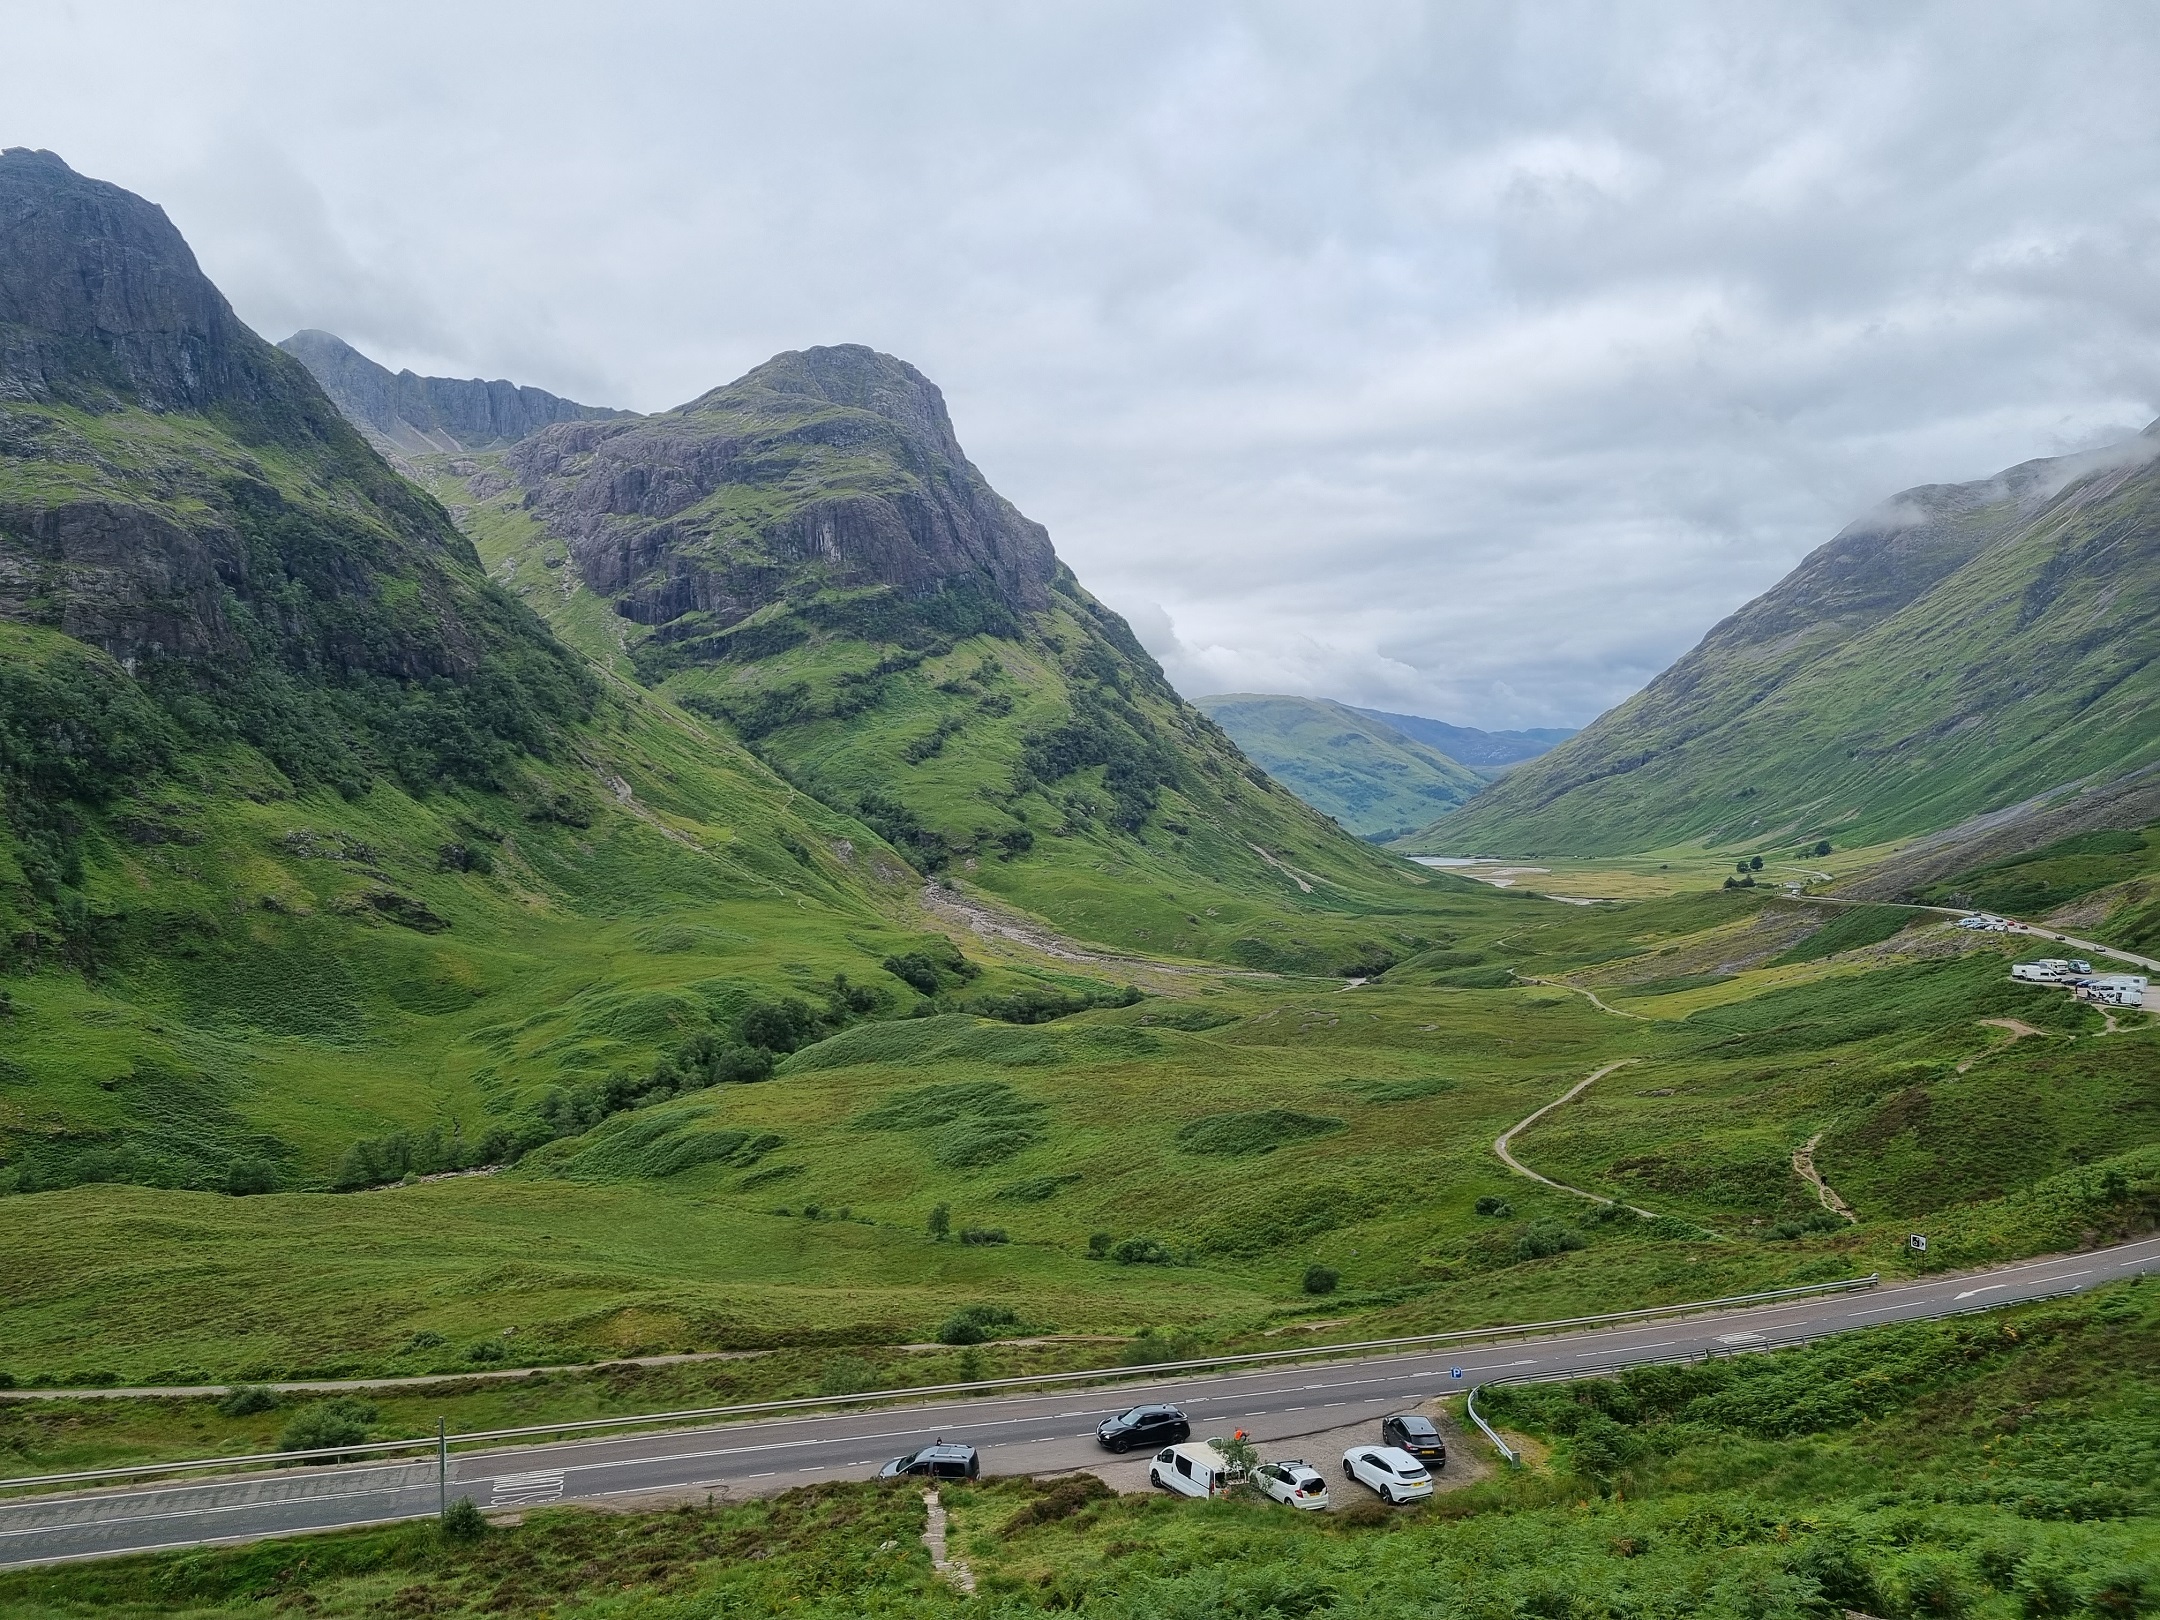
[1449,1367,1463,1379]
[1908,1234,1928,1253]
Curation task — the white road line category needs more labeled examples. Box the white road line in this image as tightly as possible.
[1953,1284,2008,1301]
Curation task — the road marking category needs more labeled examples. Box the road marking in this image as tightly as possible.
[1953,1284,2007,1301]
[488,1469,564,1507]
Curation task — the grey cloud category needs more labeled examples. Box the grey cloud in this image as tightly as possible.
[5,1,2157,728]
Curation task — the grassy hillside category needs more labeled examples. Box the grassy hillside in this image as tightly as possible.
[411,346,1455,976]
[1429,431,2160,856]
[1192,694,1484,840]
[4,1283,2152,1619]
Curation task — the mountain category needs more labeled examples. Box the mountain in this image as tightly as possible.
[279,328,622,456]
[1191,694,1484,839]
[1347,708,1574,770]
[0,151,939,1197]
[385,339,1444,972]
[1428,428,2160,856]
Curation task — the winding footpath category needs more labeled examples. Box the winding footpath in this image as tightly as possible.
[1491,1059,1664,1219]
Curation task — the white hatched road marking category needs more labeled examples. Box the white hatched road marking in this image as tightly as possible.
[489,1469,565,1506]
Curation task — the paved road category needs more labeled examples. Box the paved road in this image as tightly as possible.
[5,1236,2153,1569]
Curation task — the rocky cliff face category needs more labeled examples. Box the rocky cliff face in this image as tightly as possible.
[0,150,591,801]
[281,329,621,455]
[506,344,1058,662]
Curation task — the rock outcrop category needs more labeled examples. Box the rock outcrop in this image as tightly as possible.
[506,344,1059,662]
[280,329,621,454]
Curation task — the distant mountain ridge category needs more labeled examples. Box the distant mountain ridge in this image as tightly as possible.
[280,328,621,455]
[1192,694,1486,840]
[1431,427,2160,856]
[1347,708,1575,769]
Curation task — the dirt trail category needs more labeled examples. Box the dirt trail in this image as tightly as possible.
[1957,1017,2053,1073]
[1492,1059,1668,1220]
[922,1490,975,1592]
[1523,979,1654,1021]
[1792,1132,1856,1221]
[919,882,1265,987]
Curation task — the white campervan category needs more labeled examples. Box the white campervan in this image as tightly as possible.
[2011,960,2068,982]
[1149,1441,1234,1499]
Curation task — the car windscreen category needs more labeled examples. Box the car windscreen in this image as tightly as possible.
[1117,1408,1150,1424]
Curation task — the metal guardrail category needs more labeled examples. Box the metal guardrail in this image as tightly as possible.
[1464,1383,1517,1466]
[0,1272,1879,1496]
[1454,1270,2133,1472]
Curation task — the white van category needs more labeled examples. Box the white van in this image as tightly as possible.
[2011,961,2067,982]
[1150,1441,1234,1499]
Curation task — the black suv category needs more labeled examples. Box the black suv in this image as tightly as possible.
[879,1443,980,1481]
[1096,1404,1190,1453]
[1381,1412,1446,1464]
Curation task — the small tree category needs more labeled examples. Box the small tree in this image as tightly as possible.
[927,1202,951,1242]
[440,1497,487,1542]
[1748,855,1763,871]
[1302,1264,1339,1295]
[1736,860,1750,874]
[1087,1231,1113,1259]
[1814,840,1833,857]
[1214,1429,1259,1488]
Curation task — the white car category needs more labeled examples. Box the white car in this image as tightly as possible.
[1253,1458,1330,1510]
[1344,1444,1434,1504]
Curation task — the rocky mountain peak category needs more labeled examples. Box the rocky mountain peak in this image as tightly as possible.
[279,329,623,454]
[0,147,283,414]
[681,343,965,460]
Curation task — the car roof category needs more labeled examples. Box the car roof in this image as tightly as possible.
[917,1443,975,1459]
[1390,1413,1437,1429]
[1372,1445,1425,1465]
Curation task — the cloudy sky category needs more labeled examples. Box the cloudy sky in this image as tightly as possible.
[9,3,2159,728]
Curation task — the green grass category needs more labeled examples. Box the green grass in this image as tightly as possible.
[4,1284,2151,1620]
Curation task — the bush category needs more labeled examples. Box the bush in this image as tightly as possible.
[1474,1195,1514,1217]
[1302,1265,1339,1295]
[439,1497,487,1542]
[1112,1236,1174,1265]
[1087,1231,1113,1259]
[277,1399,377,1462]
[1514,1220,1588,1260]
[939,1304,1021,1345]
[1339,1497,1392,1528]
[740,997,819,1054]
[958,1226,1010,1245]
[467,1341,507,1363]
[223,1157,279,1196]
[216,1385,279,1418]
[927,1202,951,1241]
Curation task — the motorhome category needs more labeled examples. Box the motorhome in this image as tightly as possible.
[2074,976,2148,1007]
[2011,960,2071,982]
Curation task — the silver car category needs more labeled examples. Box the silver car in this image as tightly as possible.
[1254,1458,1330,1510]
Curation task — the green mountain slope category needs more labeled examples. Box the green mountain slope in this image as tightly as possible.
[399,343,1446,974]
[1429,431,2160,855]
[0,150,992,1200]
[1192,693,1483,839]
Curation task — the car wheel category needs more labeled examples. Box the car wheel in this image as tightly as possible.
[1382,1487,1397,1505]
[1150,1469,1162,1489]
[1110,1436,1128,1453]
[1343,1462,1355,1480]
